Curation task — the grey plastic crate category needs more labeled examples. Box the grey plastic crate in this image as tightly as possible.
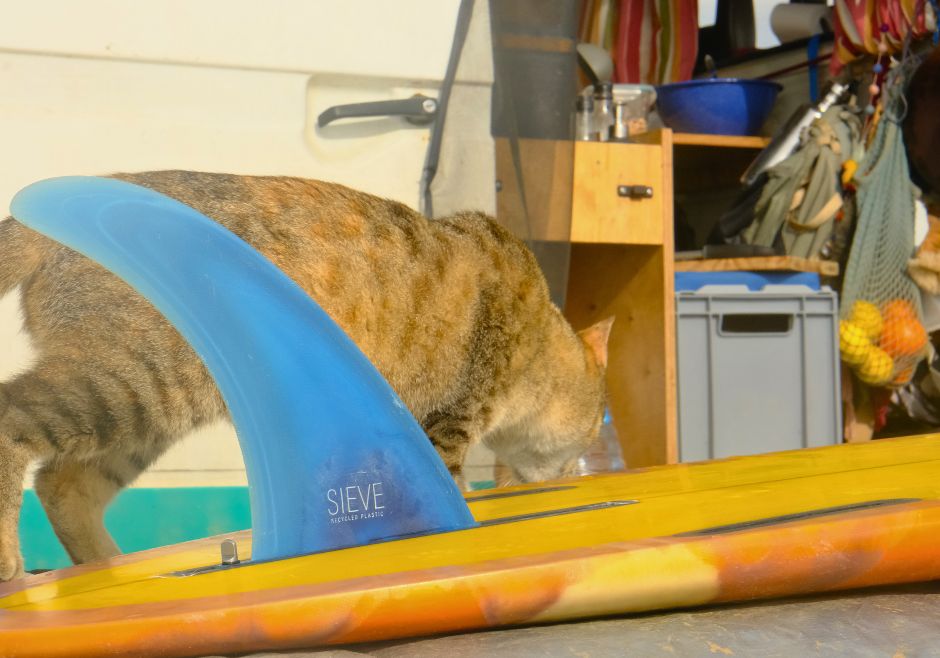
[675,284,842,462]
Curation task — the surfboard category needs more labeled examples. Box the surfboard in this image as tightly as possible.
[2,434,940,657]
[4,177,940,656]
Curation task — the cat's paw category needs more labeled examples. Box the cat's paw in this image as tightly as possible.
[0,551,24,581]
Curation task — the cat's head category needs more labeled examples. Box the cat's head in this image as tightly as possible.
[486,316,613,484]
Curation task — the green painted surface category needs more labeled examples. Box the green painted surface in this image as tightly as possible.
[21,487,251,571]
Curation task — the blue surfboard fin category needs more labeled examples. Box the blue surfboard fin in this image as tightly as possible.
[11,176,476,562]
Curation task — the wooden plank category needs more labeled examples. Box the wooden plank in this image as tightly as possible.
[660,129,678,465]
[570,140,664,245]
[565,244,677,468]
[675,256,840,276]
[673,133,771,149]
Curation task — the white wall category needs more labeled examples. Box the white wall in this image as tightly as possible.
[0,0,497,488]
[699,0,833,50]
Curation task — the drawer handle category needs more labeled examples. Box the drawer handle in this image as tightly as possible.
[617,185,653,199]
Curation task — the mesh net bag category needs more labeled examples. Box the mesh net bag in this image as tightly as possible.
[839,87,927,388]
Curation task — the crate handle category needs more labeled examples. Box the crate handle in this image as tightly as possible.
[720,313,793,335]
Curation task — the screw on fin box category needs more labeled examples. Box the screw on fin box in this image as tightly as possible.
[220,539,240,566]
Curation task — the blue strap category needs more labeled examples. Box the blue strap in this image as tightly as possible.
[11,177,476,562]
[808,34,820,104]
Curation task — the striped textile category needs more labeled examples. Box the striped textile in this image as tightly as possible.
[579,0,698,84]
[831,0,936,74]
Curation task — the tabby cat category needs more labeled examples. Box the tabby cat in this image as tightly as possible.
[0,171,611,580]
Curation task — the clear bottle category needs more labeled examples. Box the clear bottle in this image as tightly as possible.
[577,408,625,475]
[574,93,595,141]
[593,82,614,142]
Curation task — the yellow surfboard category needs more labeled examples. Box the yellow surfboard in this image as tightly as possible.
[3,435,940,658]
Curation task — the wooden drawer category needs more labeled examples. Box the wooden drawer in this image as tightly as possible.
[570,140,665,245]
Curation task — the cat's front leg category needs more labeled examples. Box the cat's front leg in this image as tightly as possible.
[0,437,29,581]
[421,409,478,486]
[34,459,126,565]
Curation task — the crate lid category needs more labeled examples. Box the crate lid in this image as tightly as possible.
[675,271,820,292]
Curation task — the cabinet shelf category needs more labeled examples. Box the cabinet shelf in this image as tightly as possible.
[673,133,771,149]
[675,255,840,276]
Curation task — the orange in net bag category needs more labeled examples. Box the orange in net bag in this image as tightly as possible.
[840,300,927,387]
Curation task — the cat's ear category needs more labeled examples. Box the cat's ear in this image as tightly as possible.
[578,317,614,369]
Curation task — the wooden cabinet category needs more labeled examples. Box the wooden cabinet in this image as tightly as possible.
[568,131,783,468]
[564,130,677,468]
[495,129,769,468]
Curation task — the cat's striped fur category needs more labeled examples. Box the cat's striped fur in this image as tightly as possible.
[0,171,611,580]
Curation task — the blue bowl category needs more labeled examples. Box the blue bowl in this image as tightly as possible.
[655,78,782,136]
